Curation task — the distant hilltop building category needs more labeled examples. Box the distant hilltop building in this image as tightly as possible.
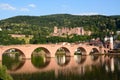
[52,26,91,36]
[9,34,26,38]
[104,36,114,49]
[0,28,2,31]
[116,31,120,35]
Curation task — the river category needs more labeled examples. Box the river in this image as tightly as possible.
[1,54,120,80]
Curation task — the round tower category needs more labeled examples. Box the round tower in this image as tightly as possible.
[110,36,113,49]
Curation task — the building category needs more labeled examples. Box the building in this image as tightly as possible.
[8,34,33,44]
[89,38,103,47]
[0,28,2,31]
[116,31,120,35]
[9,34,26,38]
[104,36,114,49]
[52,26,91,36]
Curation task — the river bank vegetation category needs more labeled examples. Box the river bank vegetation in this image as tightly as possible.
[0,65,13,80]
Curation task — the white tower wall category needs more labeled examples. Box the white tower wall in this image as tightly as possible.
[110,36,113,49]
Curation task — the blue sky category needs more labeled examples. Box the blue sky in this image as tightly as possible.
[0,0,119,20]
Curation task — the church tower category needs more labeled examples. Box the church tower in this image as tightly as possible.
[110,36,113,49]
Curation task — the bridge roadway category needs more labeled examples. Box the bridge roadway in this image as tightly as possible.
[0,43,109,61]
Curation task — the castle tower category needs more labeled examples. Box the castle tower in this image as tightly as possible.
[76,27,80,35]
[110,36,113,49]
[61,27,65,34]
[81,27,85,35]
[76,27,84,35]
[54,26,58,34]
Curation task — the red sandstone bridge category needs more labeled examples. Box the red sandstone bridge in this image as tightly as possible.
[0,43,109,61]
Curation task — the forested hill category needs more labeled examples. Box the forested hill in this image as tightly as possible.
[0,14,120,35]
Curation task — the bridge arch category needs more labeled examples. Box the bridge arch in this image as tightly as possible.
[55,47,71,56]
[2,48,25,59]
[74,47,87,55]
[31,47,51,57]
[2,48,26,71]
[90,48,99,55]
[0,44,108,61]
[31,47,51,69]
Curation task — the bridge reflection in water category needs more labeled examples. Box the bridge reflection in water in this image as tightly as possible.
[1,54,120,77]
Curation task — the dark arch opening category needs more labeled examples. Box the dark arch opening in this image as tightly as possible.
[3,48,25,58]
[55,47,71,66]
[74,47,87,55]
[90,48,99,55]
[74,47,87,64]
[31,47,51,69]
[90,48,99,61]
[104,50,107,53]
[2,48,25,71]
[32,47,51,57]
[55,47,71,56]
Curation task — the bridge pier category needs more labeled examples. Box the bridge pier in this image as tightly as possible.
[0,47,2,61]
[0,54,2,61]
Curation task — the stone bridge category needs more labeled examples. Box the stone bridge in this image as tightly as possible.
[0,43,109,61]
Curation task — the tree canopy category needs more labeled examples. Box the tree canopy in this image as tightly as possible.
[0,14,120,44]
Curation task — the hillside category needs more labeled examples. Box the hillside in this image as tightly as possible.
[0,14,120,35]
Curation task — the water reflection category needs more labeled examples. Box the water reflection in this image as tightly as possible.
[114,56,120,71]
[90,55,99,61]
[31,47,51,69]
[104,56,115,72]
[74,55,86,64]
[3,55,120,80]
[31,55,50,68]
[2,53,25,71]
[55,55,70,66]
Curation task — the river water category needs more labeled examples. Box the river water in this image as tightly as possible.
[1,55,120,80]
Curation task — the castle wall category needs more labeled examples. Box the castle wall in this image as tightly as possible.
[53,26,89,36]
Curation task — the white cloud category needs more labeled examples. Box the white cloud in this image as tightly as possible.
[0,3,16,10]
[20,8,29,12]
[28,4,36,8]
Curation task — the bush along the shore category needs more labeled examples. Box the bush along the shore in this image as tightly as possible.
[0,65,13,80]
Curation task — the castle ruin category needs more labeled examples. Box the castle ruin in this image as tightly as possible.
[52,26,91,36]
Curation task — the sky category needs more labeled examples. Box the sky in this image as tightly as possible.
[0,0,120,20]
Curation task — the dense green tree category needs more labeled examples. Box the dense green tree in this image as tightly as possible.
[0,14,120,44]
[0,32,25,45]
[30,34,90,44]
[0,65,13,80]
[0,14,120,35]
